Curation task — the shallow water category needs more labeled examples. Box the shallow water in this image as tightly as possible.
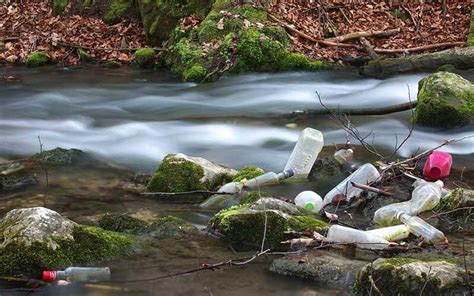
[0,66,473,295]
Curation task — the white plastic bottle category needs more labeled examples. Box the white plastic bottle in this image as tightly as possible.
[43,267,110,282]
[366,225,410,241]
[244,170,294,188]
[397,212,446,244]
[325,225,389,250]
[284,128,324,178]
[323,163,380,206]
[373,180,443,226]
[294,191,323,213]
[333,148,354,164]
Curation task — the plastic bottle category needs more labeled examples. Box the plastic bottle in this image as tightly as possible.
[322,163,380,206]
[284,128,324,178]
[325,225,389,250]
[42,267,110,282]
[366,225,410,241]
[397,212,446,244]
[244,170,294,188]
[423,151,452,180]
[294,191,323,213]
[333,148,354,164]
[373,180,443,226]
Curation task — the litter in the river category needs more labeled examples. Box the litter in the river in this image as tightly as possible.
[397,212,447,244]
[324,225,390,250]
[366,225,410,242]
[423,151,453,180]
[294,191,323,213]
[42,267,110,282]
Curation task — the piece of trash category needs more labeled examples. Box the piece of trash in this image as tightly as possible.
[284,128,324,178]
[423,151,452,180]
[373,180,443,226]
[333,148,354,165]
[324,224,389,250]
[322,163,380,206]
[366,224,410,242]
[294,191,323,213]
[397,212,447,244]
[43,267,110,282]
[323,210,339,222]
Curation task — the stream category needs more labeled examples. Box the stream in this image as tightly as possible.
[0,66,473,295]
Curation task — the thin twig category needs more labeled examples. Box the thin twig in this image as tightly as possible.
[351,182,393,196]
[142,190,233,196]
[37,136,48,206]
[419,266,432,295]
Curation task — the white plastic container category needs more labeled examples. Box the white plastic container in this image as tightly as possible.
[245,170,293,188]
[294,191,323,213]
[333,148,354,164]
[43,267,110,282]
[325,225,389,250]
[366,225,410,241]
[323,163,380,206]
[284,128,324,178]
[397,212,446,244]
[373,180,443,226]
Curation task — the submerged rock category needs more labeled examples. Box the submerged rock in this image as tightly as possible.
[0,207,133,277]
[353,257,469,296]
[434,188,474,229]
[134,48,156,68]
[270,250,367,288]
[413,72,474,128]
[147,153,237,193]
[26,51,50,67]
[31,147,89,166]
[208,197,328,249]
[99,213,149,234]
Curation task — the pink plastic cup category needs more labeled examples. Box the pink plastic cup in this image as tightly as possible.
[423,151,452,180]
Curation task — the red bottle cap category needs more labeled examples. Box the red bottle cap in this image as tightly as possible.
[42,271,57,282]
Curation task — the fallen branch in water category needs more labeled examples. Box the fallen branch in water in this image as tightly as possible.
[326,28,400,43]
[55,41,165,52]
[351,182,393,196]
[373,42,465,53]
[142,190,233,196]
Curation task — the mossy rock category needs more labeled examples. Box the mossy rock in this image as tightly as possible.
[232,165,265,182]
[134,48,156,68]
[413,72,474,128]
[353,257,469,296]
[31,147,88,166]
[78,48,94,62]
[103,60,122,69]
[137,0,213,46]
[434,188,474,229]
[146,215,198,238]
[99,213,149,234]
[104,0,134,24]
[0,207,133,277]
[208,197,328,249]
[467,10,474,47]
[52,0,69,15]
[26,51,50,67]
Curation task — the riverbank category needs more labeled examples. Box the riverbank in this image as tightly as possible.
[1,1,473,81]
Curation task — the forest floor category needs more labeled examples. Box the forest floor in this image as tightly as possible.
[0,0,472,65]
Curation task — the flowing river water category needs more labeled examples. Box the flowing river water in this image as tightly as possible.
[0,66,473,295]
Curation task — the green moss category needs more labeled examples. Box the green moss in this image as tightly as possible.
[78,48,94,62]
[146,215,198,237]
[52,0,68,15]
[239,190,272,205]
[134,48,156,68]
[434,188,473,228]
[103,61,121,68]
[289,215,328,232]
[0,225,132,277]
[467,10,474,46]
[99,213,148,234]
[147,154,206,192]
[413,72,474,128]
[233,165,265,182]
[26,51,50,67]
[104,0,132,24]
[262,25,290,47]
[183,64,207,81]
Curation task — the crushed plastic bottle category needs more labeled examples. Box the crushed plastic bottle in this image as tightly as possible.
[43,267,110,282]
[397,212,446,244]
[322,163,380,206]
[284,128,324,178]
[373,180,443,226]
[366,224,410,242]
[294,191,323,213]
[423,151,452,180]
[325,225,389,250]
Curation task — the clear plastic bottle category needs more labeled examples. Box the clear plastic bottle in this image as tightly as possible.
[397,212,446,244]
[244,170,294,188]
[366,224,410,241]
[323,163,380,206]
[43,267,110,282]
[325,225,389,250]
[294,191,323,213]
[333,148,354,164]
[284,128,324,178]
[373,180,443,226]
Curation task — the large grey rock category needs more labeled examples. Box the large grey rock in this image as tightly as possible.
[0,207,76,250]
[269,250,367,288]
[354,257,469,296]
